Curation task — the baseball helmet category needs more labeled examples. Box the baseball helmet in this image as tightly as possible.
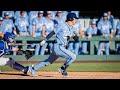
[66,12,79,21]
[4,32,15,43]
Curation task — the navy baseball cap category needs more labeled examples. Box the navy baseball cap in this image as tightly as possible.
[4,12,9,16]
[0,17,3,21]
[67,13,79,21]
[38,11,44,14]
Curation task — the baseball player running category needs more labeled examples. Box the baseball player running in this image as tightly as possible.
[28,13,78,77]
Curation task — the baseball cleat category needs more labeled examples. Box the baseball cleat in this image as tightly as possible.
[28,66,38,77]
[23,66,29,75]
[58,68,69,78]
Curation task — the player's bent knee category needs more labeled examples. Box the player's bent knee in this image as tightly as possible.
[71,54,76,61]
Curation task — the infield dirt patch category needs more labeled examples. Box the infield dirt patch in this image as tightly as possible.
[0,71,120,79]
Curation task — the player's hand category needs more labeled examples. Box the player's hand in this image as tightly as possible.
[40,40,46,46]
[109,34,113,38]
[12,47,19,52]
[16,34,20,37]
[103,34,107,38]
[88,35,92,39]
[116,35,119,38]
[32,34,36,37]
[26,32,30,36]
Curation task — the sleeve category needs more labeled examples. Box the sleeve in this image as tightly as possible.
[15,18,21,31]
[97,21,101,30]
[32,18,36,26]
[53,24,61,34]
[116,21,120,30]
[86,27,91,35]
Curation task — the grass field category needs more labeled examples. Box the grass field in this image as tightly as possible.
[1,62,120,72]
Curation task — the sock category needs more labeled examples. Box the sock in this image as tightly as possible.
[61,64,69,70]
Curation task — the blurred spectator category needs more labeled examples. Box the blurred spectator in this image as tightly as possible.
[97,13,113,55]
[28,11,38,35]
[61,11,68,21]
[30,11,45,55]
[41,11,54,55]
[14,11,28,20]
[54,11,64,26]
[15,11,29,36]
[81,20,98,54]
[2,11,14,21]
[2,12,18,36]
[115,20,120,54]
[0,17,4,33]
[107,11,116,35]
[32,11,45,37]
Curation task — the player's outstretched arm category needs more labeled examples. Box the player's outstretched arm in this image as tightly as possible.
[40,31,55,46]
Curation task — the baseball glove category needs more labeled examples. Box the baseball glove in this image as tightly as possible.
[24,50,34,60]
[73,35,79,41]
[18,50,34,60]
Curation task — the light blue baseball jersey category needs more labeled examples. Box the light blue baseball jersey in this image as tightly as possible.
[86,26,98,36]
[28,11,38,25]
[116,20,120,35]
[61,11,68,21]
[72,20,82,36]
[54,21,73,46]
[2,19,15,33]
[54,16,64,26]
[15,16,29,32]
[0,24,4,33]
[32,17,45,33]
[2,11,14,19]
[44,18,54,35]
[107,15,115,30]
[97,19,112,36]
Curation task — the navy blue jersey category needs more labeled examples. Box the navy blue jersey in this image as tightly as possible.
[0,41,12,57]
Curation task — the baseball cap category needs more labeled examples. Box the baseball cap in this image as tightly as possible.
[91,20,96,25]
[47,11,52,14]
[66,13,79,21]
[57,11,62,13]
[4,12,9,16]
[103,13,108,17]
[38,11,44,14]
[0,17,3,21]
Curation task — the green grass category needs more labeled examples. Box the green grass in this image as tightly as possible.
[1,62,120,72]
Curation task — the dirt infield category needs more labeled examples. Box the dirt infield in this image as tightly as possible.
[0,71,120,79]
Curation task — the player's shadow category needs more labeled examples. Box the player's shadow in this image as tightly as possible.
[38,74,53,77]
[0,72,29,76]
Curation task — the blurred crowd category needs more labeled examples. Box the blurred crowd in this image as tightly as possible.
[0,11,120,55]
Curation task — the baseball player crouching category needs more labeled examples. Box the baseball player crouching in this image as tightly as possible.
[0,32,29,75]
